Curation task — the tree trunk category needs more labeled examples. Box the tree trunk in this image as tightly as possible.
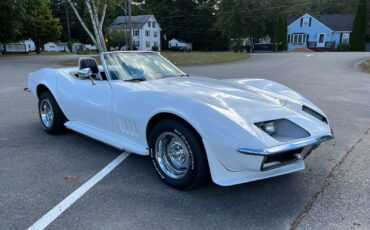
[1,42,6,54]
[36,39,41,54]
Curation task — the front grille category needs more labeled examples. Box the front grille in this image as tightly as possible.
[261,148,303,171]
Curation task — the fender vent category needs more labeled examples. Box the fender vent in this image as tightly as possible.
[302,106,327,124]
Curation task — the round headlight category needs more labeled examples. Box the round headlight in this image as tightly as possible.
[264,121,277,135]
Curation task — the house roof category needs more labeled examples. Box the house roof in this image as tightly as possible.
[110,14,154,29]
[288,13,356,31]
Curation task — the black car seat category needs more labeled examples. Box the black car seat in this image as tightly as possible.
[78,57,103,80]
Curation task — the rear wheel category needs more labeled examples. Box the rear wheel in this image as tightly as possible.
[149,119,209,189]
[38,91,67,134]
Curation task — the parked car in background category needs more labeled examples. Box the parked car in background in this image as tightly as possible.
[168,38,192,52]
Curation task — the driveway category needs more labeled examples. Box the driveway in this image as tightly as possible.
[0,52,369,230]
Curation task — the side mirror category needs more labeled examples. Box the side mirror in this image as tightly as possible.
[77,68,96,85]
[77,68,92,79]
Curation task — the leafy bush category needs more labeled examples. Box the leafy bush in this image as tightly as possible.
[245,44,252,53]
[337,43,351,51]
[151,46,159,51]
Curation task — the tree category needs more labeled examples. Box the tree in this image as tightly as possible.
[143,0,228,51]
[273,16,287,51]
[350,0,368,51]
[23,0,62,53]
[108,29,128,49]
[0,1,25,53]
[68,0,114,52]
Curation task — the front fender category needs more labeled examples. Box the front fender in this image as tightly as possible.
[28,68,60,99]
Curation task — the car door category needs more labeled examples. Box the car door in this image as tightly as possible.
[57,76,112,132]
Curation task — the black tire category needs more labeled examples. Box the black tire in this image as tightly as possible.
[38,90,67,134]
[149,119,209,189]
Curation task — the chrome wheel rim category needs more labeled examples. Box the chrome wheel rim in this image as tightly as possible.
[155,132,191,179]
[40,99,54,128]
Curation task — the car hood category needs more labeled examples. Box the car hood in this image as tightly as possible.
[143,76,287,113]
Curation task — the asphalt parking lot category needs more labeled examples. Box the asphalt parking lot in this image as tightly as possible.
[0,52,369,230]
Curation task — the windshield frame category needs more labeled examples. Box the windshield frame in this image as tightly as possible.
[100,51,187,82]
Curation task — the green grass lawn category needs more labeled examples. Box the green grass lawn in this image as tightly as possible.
[359,59,370,73]
[161,51,249,66]
[58,51,249,67]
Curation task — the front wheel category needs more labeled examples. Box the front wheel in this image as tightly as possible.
[149,119,209,189]
[38,91,67,134]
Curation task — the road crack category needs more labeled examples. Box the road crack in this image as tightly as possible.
[290,127,370,230]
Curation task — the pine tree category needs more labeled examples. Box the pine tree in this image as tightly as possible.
[350,0,368,51]
[273,16,287,52]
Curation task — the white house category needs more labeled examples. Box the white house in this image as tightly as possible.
[44,42,58,52]
[44,42,69,52]
[1,39,35,53]
[84,44,97,50]
[168,39,192,51]
[110,14,161,51]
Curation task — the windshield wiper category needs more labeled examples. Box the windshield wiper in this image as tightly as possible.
[180,74,189,77]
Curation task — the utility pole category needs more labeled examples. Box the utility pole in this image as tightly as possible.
[117,2,128,50]
[65,3,71,41]
[128,0,133,50]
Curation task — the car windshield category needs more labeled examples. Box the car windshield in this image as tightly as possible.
[103,52,186,81]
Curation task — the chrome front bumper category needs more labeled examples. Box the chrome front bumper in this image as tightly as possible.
[237,134,334,156]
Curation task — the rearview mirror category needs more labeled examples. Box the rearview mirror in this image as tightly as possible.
[77,68,96,85]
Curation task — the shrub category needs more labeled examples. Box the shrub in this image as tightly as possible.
[151,46,159,51]
[245,44,252,53]
[337,43,351,51]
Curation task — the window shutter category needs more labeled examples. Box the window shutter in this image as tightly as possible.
[300,18,303,27]
[309,18,312,27]
[340,33,343,43]
[288,35,291,44]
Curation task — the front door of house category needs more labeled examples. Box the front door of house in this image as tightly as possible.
[317,33,325,47]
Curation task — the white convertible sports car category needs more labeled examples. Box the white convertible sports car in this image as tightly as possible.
[27,51,333,189]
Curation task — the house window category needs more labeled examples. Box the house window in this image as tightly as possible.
[154,42,158,47]
[152,22,156,28]
[154,31,158,38]
[145,30,150,37]
[134,40,140,48]
[148,21,151,27]
[133,30,140,37]
[146,41,150,48]
[300,18,303,27]
[309,17,312,27]
[303,18,309,26]
[291,34,306,44]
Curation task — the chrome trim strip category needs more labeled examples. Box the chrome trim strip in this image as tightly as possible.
[238,134,334,156]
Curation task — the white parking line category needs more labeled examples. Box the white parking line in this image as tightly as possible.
[28,152,130,230]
